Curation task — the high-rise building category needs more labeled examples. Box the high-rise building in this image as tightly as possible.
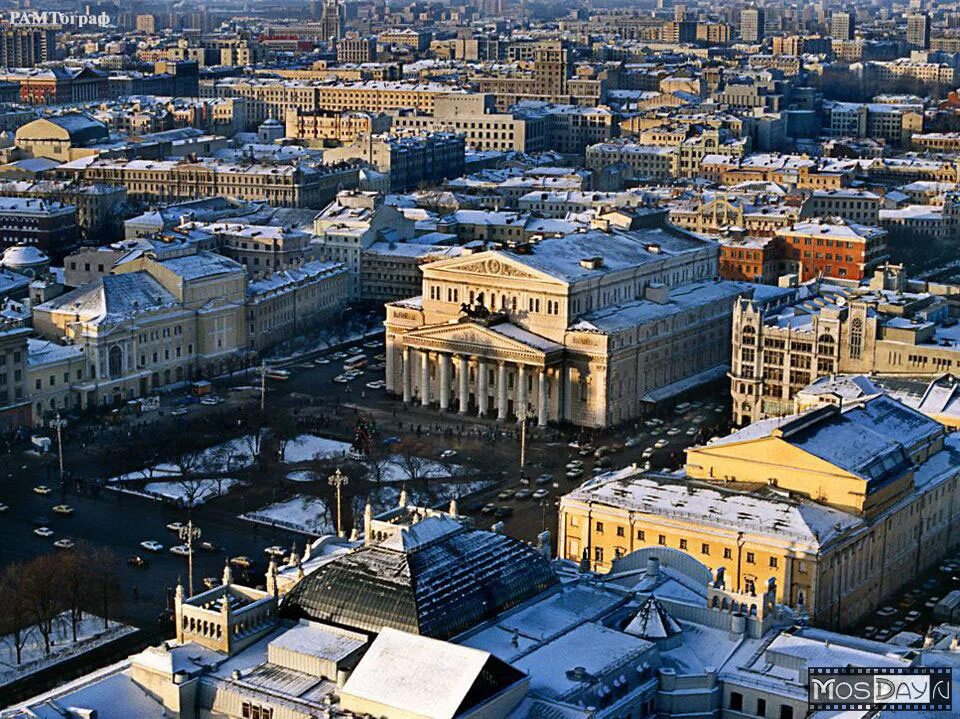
[830,11,855,41]
[740,7,765,43]
[0,24,57,67]
[907,12,931,49]
[320,0,344,44]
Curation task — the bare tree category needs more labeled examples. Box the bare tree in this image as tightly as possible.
[62,550,88,643]
[394,438,431,485]
[24,555,61,657]
[365,443,395,485]
[0,562,31,665]
[87,547,122,630]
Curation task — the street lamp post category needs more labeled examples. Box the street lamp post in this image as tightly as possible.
[328,469,348,537]
[179,520,202,597]
[259,363,267,413]
[516,406,528,476]
[50,413,67,483]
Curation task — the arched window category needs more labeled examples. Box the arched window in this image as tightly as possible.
[850,318,863,360]
[108,346,122,378]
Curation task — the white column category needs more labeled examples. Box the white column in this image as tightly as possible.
[385,337,396,392]
[439,354,451,411]
[497,362,508,421]
[458,355,469,414]
[538,369,548,427]
[402,347,412,404]
[517,363,527,415]
[477,358,488,416]
[420,350,430,407]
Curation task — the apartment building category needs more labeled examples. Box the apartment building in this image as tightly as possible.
[775,219,887,282]
[0,325,30,430]
[323,132,464,192]
[0,24,57,67]
[823,101,923,146]
[0,180,126,240]
[800,188,881,225]
[337,34,377,64]
[585,141,678,181]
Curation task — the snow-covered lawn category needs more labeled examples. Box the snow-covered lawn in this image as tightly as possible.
[283,435,352,464]
[0,612,136,687]
[140,478,243,506]
[359,479,495,516]
[374,456,462,482]
[240,495,335,535]
[107,435,258,483]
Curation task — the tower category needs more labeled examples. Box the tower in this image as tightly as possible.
[320,0,344,44]
[740,7,765,43]
[907,13,931,50]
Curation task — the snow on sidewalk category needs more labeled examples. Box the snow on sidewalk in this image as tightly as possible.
[240,495,335,535]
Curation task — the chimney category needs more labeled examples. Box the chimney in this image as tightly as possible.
[646,555,661,578]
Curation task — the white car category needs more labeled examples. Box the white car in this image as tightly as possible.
[34,527,54,538]
[171,408,188,416]
[264,546,285,557]
[333,375,350,383]
[314,358,330,365]
[166,522,185,532]
[140,540,164,553]
[53,504,74,516]
[654,439,669,449]
[440,449,457,458]
[33,485,52,495]
[667,428,682,436]
[54,538,75,549]
[532,488,549,500]
[641,447,654,458]
[365,380,385,389]
[0,503,8,512]
[686,427,697,436]
[170,545,191,557]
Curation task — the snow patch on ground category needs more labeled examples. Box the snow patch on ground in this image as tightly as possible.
[283,435,352,464]
[139,478,243,506]
[0,612,137,687]
[286,470,321,483]
[107,435,258,483]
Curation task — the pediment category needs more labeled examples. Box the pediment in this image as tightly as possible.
[424,251,564,285]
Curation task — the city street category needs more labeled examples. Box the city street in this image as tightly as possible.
[0,326,734,700]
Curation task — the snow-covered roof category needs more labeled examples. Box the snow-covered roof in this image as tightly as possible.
[341,628,502,719]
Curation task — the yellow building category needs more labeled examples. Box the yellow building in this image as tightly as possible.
[558,395,960,629]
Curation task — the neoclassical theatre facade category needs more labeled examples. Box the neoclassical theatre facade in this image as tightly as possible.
[384,227,751,428]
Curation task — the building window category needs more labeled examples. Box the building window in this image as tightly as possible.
[724,548,732,559]
[779,706,793,719]
[679,539,688,550]
[757,698,767,717]
[769,557,778,568]
[701,543,710,555]
[637,529,645,540]
[594,546,604,562]
[596,521,604,533]
[850,317,863,360]
[658,534,666,546]
[730,692,743,711]
[746,552,756,564]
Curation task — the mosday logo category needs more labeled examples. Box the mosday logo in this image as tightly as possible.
[8,11,111,27]
[809,667,952,712]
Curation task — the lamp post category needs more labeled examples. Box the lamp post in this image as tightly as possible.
[516,406,528,476]
[179,520,201,597]
[50,413,67,483]
[328,469,348,537]
[259,363,267,413]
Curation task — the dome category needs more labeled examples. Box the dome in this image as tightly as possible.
[280,516,558,640]
[1,244,49,273]
[261,118,282,126]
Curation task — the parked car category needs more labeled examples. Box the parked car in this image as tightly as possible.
[536,473,553,485]
[654,439,669,449]
[33,527,54,538]
[514,489,533,500]
[140,540,164,552]
[495,506,514,518]
[532,488,549,500]
[170,545,190,557]
[440,449,458,459]
[33,485,52,495]
[54,538,75,550]
[52,504,74,516]
[128,555,149,568]
[480,503,497,514]
[230,556,253,568]
[166,522,185,532]
[0,503,8,512]
[497,490,515,500]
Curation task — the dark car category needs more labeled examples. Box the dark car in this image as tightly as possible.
[127,555,149,568]
[31,516,51,528]
[495,506,514,519]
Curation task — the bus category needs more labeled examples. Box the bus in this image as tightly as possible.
[343,354,368,372]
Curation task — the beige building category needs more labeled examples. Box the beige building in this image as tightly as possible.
[25,338,88,426]
[14,113,110,162]
[560,393,960,629]
[61,156,359,210]
[586,141,679,181]
[285,108,392,145]
[730,265,960,424]
[382,227,753,428]
[391,93,546,153]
